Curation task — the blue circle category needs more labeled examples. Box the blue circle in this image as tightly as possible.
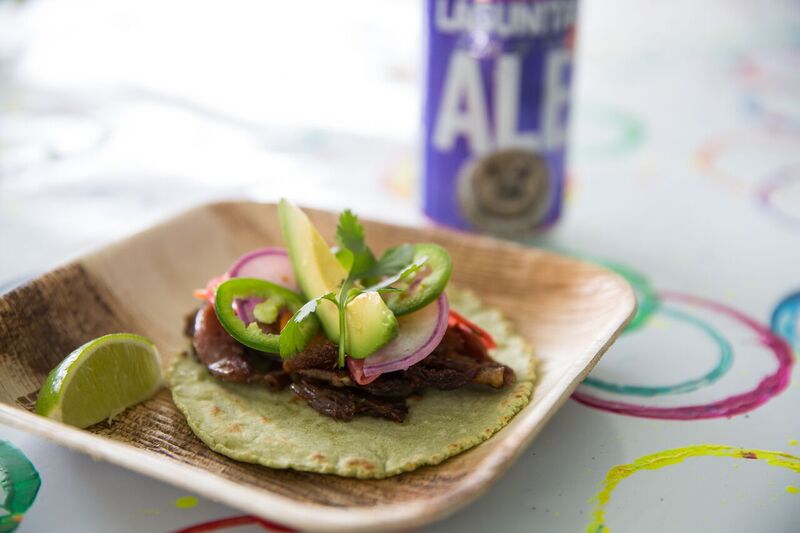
[771,291,800,352]
[583,305,734,397]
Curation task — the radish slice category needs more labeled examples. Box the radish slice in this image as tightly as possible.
[194,248,296,304]
[360,294,449,378]
[229,247,297,322]
[229,247,298,291]
[194,248,297,321]
[346,358,381,385]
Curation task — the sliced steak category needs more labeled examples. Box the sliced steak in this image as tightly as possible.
[405,364,473,390]
[433,327,466,355]
[184,310,197,338]
[191,304,284,383]
[458,326,491,361]
[294,368,353,387]
[282,339,338,373]
[431,326,489,361]
[472,364,515,388]
[402,326,514,390]
[404,348,478,390]
[360,374,416,398]
[354,394,408,423]
[263,370,292,391]
[290,379,356,421]
[291,378,409,422]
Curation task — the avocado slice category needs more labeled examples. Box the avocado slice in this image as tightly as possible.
[278,199,398,358]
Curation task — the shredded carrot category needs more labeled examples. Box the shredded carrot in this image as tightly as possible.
[192,289,210,301]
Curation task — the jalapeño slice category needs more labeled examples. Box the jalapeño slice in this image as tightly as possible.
[214,277,311,353]
[385,243,452,316]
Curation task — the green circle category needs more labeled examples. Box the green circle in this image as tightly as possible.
[573,104,646,161]
[597,260,659,332]
[583,305,734,396]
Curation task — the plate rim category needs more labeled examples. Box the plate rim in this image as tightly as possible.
[0,200,635,531]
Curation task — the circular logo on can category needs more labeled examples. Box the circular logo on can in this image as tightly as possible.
[457,148,552,234]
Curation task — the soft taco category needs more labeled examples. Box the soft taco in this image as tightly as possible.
[169,200,536,478]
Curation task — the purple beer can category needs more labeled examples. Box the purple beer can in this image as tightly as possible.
[422,0,577,235]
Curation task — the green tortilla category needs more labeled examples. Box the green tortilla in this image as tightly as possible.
[169,286,536,479]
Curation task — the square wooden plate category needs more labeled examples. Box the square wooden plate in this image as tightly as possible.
[0,201,634,531]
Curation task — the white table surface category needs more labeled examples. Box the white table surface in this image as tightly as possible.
[1,0,799,531]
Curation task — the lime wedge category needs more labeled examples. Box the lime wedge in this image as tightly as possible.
[35,333,162,428]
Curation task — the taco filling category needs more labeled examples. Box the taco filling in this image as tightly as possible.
[186,300,515,423]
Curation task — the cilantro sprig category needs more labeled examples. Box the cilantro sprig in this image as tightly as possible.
[279,210,420,366]
[278,292,336,358]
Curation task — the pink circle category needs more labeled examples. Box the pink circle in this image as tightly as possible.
[571,292,793,420]
[759,163,800,228]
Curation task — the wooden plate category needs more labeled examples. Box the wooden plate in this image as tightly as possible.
[0,201,634,531]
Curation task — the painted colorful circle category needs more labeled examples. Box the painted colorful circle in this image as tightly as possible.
[572,104,646,161]
[0,440,41,533]
[744,91,800,130]
[175,515,295,532]
[572,292,793,420]
[587,445,800,533]
[695,129,800,194]
[582,305,733,397]
[771,290,800,351]
[759,164,800,228]
[737,47,800,129]
[596,260,659,333]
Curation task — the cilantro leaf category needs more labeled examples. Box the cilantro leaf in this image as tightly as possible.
[362,244,415,282]
[336,210,375,278]
[278,293,334,358]
[330,245,353,271]
[335,210,365,250]
[335,248,355,274]
[363,256,426,293]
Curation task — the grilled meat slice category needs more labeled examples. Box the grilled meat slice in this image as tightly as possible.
[408,326,514,389]
[263,370,292,391]
[294,368,353,387]
[405,364,473,390]
[472,364,515,388]
[291,378,409,422]
[354,393,408,423]
[191,304,284,383]
[282,339,338,373]
[360,374,417,398]
[291,379,356,421]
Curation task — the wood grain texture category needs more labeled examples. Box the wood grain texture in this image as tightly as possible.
[0,201,635,531]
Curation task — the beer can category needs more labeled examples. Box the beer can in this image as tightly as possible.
[422,0,577,235]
